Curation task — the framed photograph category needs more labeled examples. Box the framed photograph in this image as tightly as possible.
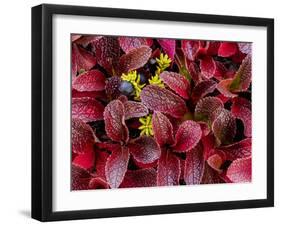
[32,4,274,221]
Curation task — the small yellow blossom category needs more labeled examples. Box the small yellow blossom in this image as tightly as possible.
[121,70,145,99]
[156,53,172,74]
[148,74,165,88]
[148,53,171,88]
[138,114,154,136]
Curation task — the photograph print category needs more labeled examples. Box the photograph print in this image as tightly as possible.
[71,35,252,190]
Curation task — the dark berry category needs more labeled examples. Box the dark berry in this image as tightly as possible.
[119,81,135,96]
[139,73,147,84]
[149,58,157,65]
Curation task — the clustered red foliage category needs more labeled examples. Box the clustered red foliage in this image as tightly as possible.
[71,35,252,190]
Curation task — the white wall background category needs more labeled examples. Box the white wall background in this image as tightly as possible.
[0,0,279,225]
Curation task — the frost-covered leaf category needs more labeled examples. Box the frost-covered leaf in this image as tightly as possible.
[72,97,104,122]
[104,100,129,143]
[158,39,176,59]
[194,97,223,122]
[89,177,110,189]
[92,37,120,74]
[182,40,199,61]
[73,150,95,170]
[184,143,205,185]
[141,85,187,118]
[200,56,216,79]
[216,138,251,161]
[238,43,252,54]
[160,71,190,99]
[192,80,217,103]
[201,162,224,184]
[218,42,238,57]
[118,37,153,53]
[217,79,238,98]
[105,76,121,99]
[119,46,152,73]
[124,101,149,120]
[72,118,95,154]
[120,168,157,188]
[105,146,130,188]
[72,43,96,72]
[72,70,106,92]
[94,150,110,180]
[71,164,92,190]
[173,120,202,152]
[152,111,174,147]
[128,136,161,165]
[157,149,180,186]
[231,97,252,137]
[226,157,252,183]
[212,108,236,145]
[229,54,252,92]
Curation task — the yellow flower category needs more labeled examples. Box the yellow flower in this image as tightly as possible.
[148,53,171,88]
[138,114,154,136]
[148,74,165,88]
[121,70,145,99]
[156,53,171,73]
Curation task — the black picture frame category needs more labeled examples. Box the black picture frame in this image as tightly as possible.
[31,3,274,222]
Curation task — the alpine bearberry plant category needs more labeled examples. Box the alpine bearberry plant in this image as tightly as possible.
[71,35,252,190]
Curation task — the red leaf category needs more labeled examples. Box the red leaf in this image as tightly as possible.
[89,177,110,189]
[124,101,149,120]
[72,89,105,99]
[182,40,199,61]
[105,146,130,188]
[218,42,238,57]
[104,100,129,143]
[192,80,217,103]
[118,37,153,53]
[212,108,236,145]
[72,34,82,42]
[198,122,211,136]
[120,168,157,188]
[157,149,180,186]
[184,142,205,185]
[71,164,92,190]
[194,96,223,122]
[128,136,161,165]
[72,43,96,72]
[201,162,224,184]
[216,138,251,161]
[226,157,252,183]
[72,70,106,92]
[238,43,252,54]
[160,71,190,99]
[93,37,121,74]
[105,76,121,99]
[75,35,102,47]
[72,150,95,170]
[118,46,152,73]
[120,168,156,188]
[173,120,202,152]
[217,79,238,98]
[72,97,104,122]
[206,41,220,55]
[158,39,176,59]
[229,54,252,92]
[152,111,174,147]
[200,56,216,79]
[206,150,226,172]
[94,149,110,180]
[231,97,252,137]
[72,118,95,154]
[141,85,187,118]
